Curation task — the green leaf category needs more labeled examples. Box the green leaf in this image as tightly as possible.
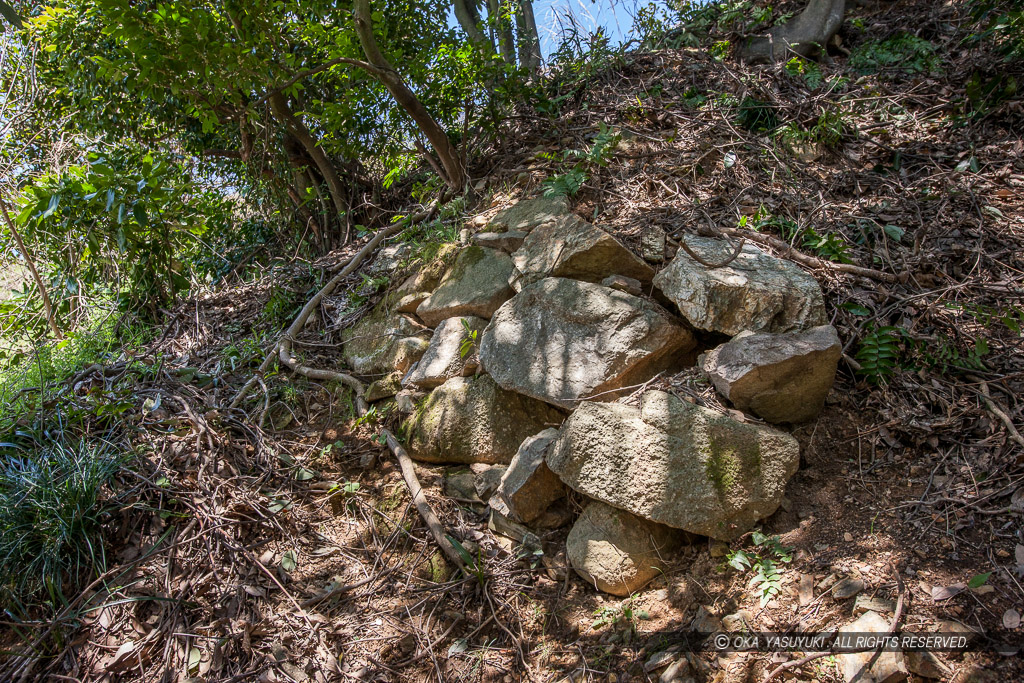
[295,467,316,481]
[133,203,148,226]
[968,572,991,589]
[280,550,298,572]
[883,224,904,242]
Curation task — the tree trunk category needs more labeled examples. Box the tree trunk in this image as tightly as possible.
[268,92,350,237]
[352,0,467,191]
[739,0,846,63]
[453,0,493,54]
[488,0,516,65]
[0,197,62,339]
[515,0,541,73]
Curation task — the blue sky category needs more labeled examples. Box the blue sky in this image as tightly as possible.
[448,0,676,62]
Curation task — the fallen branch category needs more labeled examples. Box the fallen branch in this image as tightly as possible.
[966,374,1024,450]
[228,201,441,410]
[722,228,908,284]
[275,335,467,574]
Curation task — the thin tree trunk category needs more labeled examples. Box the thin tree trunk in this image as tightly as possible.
[268,92,350,238]
[453,0,492,54]
[515,0,541,73]
[352,0,467,191]
[488,0,516,65]
[0,197,62,339]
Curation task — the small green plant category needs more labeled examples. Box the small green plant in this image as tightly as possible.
[736,97,778,132]
[785,56,823,89]
[848,34,940,75]
[855,325,906,384]
[802,229,852,262]
[541,168,587,197]
[725,531,793,607]
[710,40,732,61]
[0,438,123,607]
[459,320,479,359]
[591,595,649,631]
[448,534,487,585]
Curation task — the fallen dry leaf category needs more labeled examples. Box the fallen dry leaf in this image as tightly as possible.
[932,583,967,601]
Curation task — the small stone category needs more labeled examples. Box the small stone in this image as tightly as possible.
[904,651,952,679]
[416,247,516,327]
[702,325,841,423]
[709,541,730,558]
[365,372,403,402]
[837,611,907,683]
[833,578,866,599]
[853,595,897,615]
[395,389,425,414]
[406,316,487,389]
[798,574,814,606]
[721,611,752,632]
[644,650,678,672]
[844,532,854,542]
[691,606,721,634]
[510,215,655,291]
[492,429,564,523]
[641,224,666,263]
[600,274,643,295]
[488,196,570,233]
[653,236,826,335]
[392,336,430,374]
[472,231,527,252]
[659,657,690,683]
[566,501,682,596]
[403,375,564,465]
[444,470,479,501]
[473,465,506,500]
[397,292,430,314]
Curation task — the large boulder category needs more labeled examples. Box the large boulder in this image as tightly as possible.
[480,278,695,410]
[510,215,655,291]
[404,375,564,464]
[492,428,564,524]
[416,247,515,327]
[488,196,570,233]
[546,390,800,540]
[341,294,431,376]
[703,325,841,423]
[567,501,681,596]
[652,236,826,335]
[406,316,487,389]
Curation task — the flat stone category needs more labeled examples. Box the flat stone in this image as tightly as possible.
[444,470,480,501]
[472,231,527,252]
[641,224,666,263]
[510,215,655,291]
[395,389,425,414]
[480,278,695,409]
[837,611,907,683]
[493,429,564,523]
[392,336,430,374]
[406,316,487,389]
[488,196,571,233]
[397,292,430,314]
[566,501,681,596]
[416,247,515,327]
[473,465,507,501]
[341,294,431,376]
[369,243,413,275]
[601,274,643,296]
[404,375,564,464]
[365,372,403,402]
[546,390,801,540]
[703,325,840,423]
[653,236,826,335]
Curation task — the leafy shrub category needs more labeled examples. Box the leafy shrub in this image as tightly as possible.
[726,531,793,607]
[0,438,123,607]
[848,34,940,74]
[855,325,906,383]
[736,97,779,132]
